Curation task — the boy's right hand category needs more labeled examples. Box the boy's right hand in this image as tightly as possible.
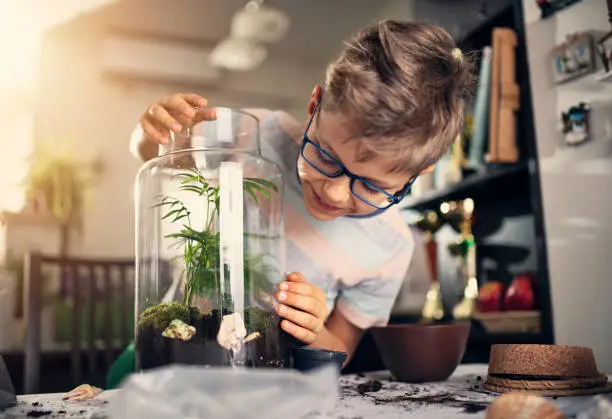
[138,93,217,145]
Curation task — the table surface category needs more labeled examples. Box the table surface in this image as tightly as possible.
[0,364,607,418]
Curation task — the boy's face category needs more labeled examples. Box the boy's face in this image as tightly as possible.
[297,89,411,221]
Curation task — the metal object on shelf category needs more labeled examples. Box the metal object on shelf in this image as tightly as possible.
[441,199,478,321]
[421,281,444,322]
[409,210,445,322]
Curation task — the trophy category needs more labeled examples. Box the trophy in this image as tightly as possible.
[410,210,445,322]
[440,198,478,320]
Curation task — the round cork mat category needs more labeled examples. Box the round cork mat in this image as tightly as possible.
[483,380,612,397]
[488,344,599,378]
[485,373,608,391]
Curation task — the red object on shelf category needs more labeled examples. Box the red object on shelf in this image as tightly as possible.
[478,281,505,312]
[504,273,536,311]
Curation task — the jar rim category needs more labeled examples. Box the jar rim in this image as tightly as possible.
[161,107,263,156]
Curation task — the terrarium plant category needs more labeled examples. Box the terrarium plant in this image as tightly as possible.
[136,167,283,369]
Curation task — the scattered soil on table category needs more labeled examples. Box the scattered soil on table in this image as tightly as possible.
[350,380,491,414]
[357,380,383,395]
[23,401,95,418]
[26,411,53,417]
[391,392,489,414]
[462,403,488,413]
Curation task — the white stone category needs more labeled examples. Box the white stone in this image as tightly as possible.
[217,312,247,354]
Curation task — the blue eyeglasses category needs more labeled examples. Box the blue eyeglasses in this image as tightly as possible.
[300,103,416,210]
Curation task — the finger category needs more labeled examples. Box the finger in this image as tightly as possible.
[277,304,322,333]
[140,116,169,145]
[142,113,173,141]
[281,320,316,345]
[178,93,208,108]
[170,107,217,128]
[170,111,195,129]
[165,95,197,119]
[279,281,325,302]
[286,272,306,282]
[148,104,182,132]
[277,291,322,317]
[193,108,218,124]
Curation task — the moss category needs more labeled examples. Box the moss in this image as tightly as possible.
[139,302,202,331]
[245,306,275,334]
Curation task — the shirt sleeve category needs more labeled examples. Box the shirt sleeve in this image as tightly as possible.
[335,240,414,330]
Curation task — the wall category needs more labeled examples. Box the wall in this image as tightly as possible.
[33,18,320,258]
[412,0,513,36]
[523,0,612,372]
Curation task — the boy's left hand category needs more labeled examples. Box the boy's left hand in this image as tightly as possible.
[276,272,327,344]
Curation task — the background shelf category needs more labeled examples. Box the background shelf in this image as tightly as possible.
[401,163,529,212]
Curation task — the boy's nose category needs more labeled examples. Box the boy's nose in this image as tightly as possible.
[322,176,352,206]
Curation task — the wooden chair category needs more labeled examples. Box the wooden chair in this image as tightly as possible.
[23,252,135,394]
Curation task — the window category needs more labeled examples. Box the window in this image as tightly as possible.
[0,106,34,212]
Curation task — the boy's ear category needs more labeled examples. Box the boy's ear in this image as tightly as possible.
[420,164,436,174]
[308,86,323,117]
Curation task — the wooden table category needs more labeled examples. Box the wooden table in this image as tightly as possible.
[0,364,606,418]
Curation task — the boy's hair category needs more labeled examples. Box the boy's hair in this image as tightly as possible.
[323,20,474,175]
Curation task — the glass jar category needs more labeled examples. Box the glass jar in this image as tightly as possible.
[134,108,286,370]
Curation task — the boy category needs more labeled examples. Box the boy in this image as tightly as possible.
[125,19,471,375]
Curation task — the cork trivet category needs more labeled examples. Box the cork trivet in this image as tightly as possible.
[483,381,612,397]
[486,373,608,391]
[488,344,599,378]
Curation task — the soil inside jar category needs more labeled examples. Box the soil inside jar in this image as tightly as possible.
[136,307,289,370]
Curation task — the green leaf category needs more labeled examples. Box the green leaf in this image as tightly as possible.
[245,178,278,192]
[244,184,259,205]
[161,208,182,220]
[179,185,206,195]
[249,183,271,200]
[172,212,190,223]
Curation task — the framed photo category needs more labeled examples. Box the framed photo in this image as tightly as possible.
[597,31,612,73]
[536,0,582,19]
[552,32,596,84]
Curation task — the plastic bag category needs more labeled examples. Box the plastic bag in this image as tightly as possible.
[0,356,16,409]
[555,394,612,419]
[107,365,338,419]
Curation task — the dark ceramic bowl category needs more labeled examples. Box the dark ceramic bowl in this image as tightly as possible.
[289,346,347,373]
[371,322,471,383]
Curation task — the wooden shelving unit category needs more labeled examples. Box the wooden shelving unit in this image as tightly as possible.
[345,0,554,373]
[454,1,554,359]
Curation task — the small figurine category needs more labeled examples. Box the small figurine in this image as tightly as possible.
[561,102,591,146]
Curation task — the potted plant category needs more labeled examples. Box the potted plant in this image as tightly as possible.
[22,145,102,256]
[136,167,286,369]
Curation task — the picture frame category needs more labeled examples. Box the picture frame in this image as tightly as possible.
[536,0,582,19]
[551,32,596,84]
[597,31,612,73]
